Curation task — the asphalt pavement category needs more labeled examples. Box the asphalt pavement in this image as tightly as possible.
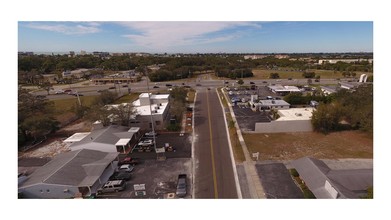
[193,88,238,198]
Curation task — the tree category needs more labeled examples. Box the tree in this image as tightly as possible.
[38,81,53,95]
[302,71,315,78]
[311,102,344,134]
[269,72,280,79]
[108,103,137,126]
[18,88,59,146]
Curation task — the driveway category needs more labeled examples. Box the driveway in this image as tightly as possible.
[96,158,192,199]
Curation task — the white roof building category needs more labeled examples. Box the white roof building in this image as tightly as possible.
[268,85,301,94]
[276,108,315,121]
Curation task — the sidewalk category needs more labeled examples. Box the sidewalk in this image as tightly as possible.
[220,88,266,199]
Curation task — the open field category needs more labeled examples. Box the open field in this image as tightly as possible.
[113,93,140,104]
[251,68,373,80]
[243,130,373,160]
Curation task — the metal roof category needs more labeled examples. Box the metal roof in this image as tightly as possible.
[69,125,135,148]
[19,149,119,188]
[290,157,373,199]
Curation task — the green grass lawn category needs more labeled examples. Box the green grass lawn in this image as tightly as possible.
[51,95,98,114]
[113,93,140,104]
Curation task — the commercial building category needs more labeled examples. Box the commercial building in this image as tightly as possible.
[250,99,291,111]
[18,149,119,198]
[268,85,301,96]
[64,125,141,153]
[130,93,170,130]
[254,108,314,133]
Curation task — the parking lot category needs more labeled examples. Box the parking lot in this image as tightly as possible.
[255,162,303,199]
[96,158,192,199]
[226,86,276,132]
[127,132,192,159]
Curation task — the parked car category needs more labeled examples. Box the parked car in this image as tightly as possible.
[108,86,115,89]
[250,81,255,84]
[228,91,233,95]
[122,84,128,87]
[109,172,132,181]
[97,180,126,194]
[145,131,157,137]
[166,84,172,87]
[196,84,202,86]
[117,164,134,173]
[138,139,154,146]
[176,174,187,198]
[55,90,65,94]
[118,157,139,166]
[153,85,159,88]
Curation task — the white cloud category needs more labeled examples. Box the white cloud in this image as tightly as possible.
[118,21,261,49]
[26,22,102,35]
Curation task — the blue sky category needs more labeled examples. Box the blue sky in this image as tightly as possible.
[18,21,373,53]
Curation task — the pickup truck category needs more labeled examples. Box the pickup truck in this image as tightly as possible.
[176,174,187,198]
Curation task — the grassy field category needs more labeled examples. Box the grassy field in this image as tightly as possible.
[243,131,373,160]
[187,89,196,103]
[52,95,98,114]
[113,93,140,104]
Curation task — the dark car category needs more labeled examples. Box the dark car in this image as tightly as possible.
[118,157,139,166]
[250,81,255,84]
[73,93,83,96]
[176,174,187,198]
[108,86,115,89]
[122,84,128,87]
[110,172,132,181]
[166,84,172,87]
[153,85,159,88]
[196,84,202,86]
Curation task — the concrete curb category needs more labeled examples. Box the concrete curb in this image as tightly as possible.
[191,91,197,199]
[217,88,242,199]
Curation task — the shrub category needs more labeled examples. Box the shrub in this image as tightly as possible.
[289,169,300,177]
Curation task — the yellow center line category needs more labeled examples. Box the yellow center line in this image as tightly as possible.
[206,90,219,198]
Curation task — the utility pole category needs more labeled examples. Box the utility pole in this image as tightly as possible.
[145,67,159,159]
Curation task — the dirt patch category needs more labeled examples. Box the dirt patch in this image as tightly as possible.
[20,140,71,158]
[19,120,91,159]
[59,120,92,133]
[243,131,373,160]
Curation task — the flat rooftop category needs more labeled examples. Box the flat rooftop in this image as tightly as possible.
[64,132,91,143]
[135,102,168,116]
[277,108,314,121]
[268,85,301,92]
[258,99,290,106]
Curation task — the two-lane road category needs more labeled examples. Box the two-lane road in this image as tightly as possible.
[193,88,238,198]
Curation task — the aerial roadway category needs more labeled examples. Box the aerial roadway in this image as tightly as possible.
[31,77,340,100]
[193,88,238,198]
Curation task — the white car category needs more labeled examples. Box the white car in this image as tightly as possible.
[228,91,233,95]
[145,131,157,137]
[117,164,134,173]
[138,139,154,146]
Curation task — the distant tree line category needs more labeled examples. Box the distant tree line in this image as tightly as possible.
[18,54,373,84]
